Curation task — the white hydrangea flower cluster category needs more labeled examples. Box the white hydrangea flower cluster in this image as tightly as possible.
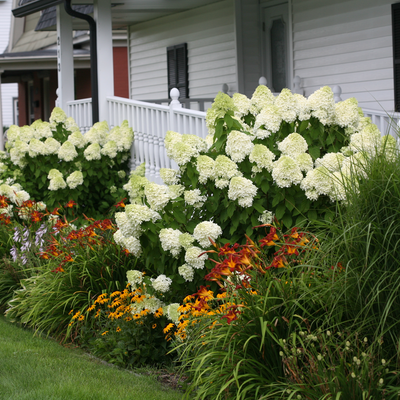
[28,139,46,157]
[185,246,208,269]
[193,221,222,247]
[249,144,276,173]
[144,183,172,211]
[58,141,78,162]
[68,131,87,148]
[232,92,252,118]
[151,274,172,293]
[114,204,161,257]
[165,131,208,166]
[178,264,194,282]
[160,168,179,185]
[126,270,144,288]
[196,155,215,184]
[272,155,305,188]
[225,130,254,163]
[159,228,182,257]
[205,92,236,135]
[184,189,207,208]
[164,303,180,324]
[214,155,242,189]
[275,89,300,123]
[179,232,195,249]
[48,169,67,191]
[335,98,360,129]
[228,176,257,207]
[300,166,334,201]
[258,210,274,225]
[100,141,118,158]
[278,133,308,156]
[307,86,335,125]
[131,293,164,315]
[0,183,31,206]
[84,143,101,161]
[66,171,84,189]
[44,138,61,155]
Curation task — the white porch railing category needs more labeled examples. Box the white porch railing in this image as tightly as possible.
[107,88,207,184]
[67,98,93,133]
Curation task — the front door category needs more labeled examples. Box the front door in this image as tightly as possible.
[263,2,290,93]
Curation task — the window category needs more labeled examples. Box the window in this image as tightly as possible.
[167,43,188,98]
[392,3,400,111]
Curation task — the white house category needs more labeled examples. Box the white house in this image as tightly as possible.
[0,0,18,128]
[5,0,400,182]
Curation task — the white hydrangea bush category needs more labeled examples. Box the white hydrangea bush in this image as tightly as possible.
[111,85,395,312]
[1,107,134,223]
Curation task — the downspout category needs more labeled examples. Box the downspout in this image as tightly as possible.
[63,0,99,124]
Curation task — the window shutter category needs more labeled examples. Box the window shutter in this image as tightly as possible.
[392,4,400,111]
[167,43,188,98]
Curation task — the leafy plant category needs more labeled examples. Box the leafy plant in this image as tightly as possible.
[0,108,133,223]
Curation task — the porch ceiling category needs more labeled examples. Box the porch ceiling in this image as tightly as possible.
[14,0,219,30]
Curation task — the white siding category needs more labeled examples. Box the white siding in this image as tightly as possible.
[128,0,236,100]
[293,0,394,111]
[0,0,18,126]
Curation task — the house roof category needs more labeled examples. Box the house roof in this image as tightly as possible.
[35,5,94,31]
[13,0,220,30]
[0,48,90,82]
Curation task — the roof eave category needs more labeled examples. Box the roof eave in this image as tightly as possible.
[13,0,64,18]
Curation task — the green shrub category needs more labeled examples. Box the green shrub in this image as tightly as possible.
[0,108,133,223]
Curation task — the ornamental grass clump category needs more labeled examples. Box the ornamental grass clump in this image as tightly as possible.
[277,328,400,399]
[1,108,134,223]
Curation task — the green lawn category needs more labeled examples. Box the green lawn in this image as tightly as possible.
[0,316,183,400]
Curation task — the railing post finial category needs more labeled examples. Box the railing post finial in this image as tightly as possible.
[170,88,182,109]
[333,85,342,102]
[259,76,267,86]
[293,76,303,95]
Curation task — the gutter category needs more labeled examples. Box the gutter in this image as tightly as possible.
[63,0,99,124]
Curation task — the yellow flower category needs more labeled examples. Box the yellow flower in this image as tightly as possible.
[78,315,85,321]
[163,323,175,334]
[116,327,121,332]
[87,304,96,312]
[152,323,157,329]
[68,309,74,315]
[72,311,81,320]
[101,331,108,336]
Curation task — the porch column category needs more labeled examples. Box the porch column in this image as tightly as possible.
[56,5,74,113]
[0,70,3,151]
[94,0,114,122]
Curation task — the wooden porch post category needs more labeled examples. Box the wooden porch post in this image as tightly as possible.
[56,4,74,114]
[93,0,114,122]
